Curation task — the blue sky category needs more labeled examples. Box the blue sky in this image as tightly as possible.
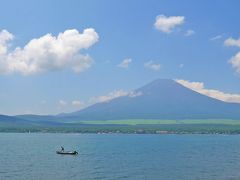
[0,0,240,115]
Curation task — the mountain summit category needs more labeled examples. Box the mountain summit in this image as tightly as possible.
[65,79,240,120]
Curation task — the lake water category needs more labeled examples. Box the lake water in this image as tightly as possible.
[1,133,240,180]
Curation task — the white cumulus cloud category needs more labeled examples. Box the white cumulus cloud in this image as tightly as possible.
[229,52,240,74]
[0,30,14,55]
[224,37,240,47]
[176,79,240,103]
[117,58,132,68]
[144,61,161,71]
[224,37,240,74]
[154,15,185,33]
[0,28,99,75]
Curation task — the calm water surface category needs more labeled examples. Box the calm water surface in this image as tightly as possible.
[0,133,240,180]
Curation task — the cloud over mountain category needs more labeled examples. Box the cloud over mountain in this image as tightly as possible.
[65,79,240,120]
[176,79,240,103]
[89,89,142,104]
[0,28,99,75]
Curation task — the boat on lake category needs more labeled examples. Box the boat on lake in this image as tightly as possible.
[56,150,78,155]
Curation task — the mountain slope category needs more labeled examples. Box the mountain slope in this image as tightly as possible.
[65,79,240,120]
[0,114,33,126]
[0,114,64,127]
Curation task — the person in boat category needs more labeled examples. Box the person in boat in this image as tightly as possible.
[61,146,64,152]
[74,151,78,154]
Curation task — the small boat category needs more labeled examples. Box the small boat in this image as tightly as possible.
[56,150,78,155]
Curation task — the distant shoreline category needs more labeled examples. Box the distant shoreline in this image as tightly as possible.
[1,123,240,134]
[0,131,239,135]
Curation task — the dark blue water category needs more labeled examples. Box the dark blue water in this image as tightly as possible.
[1,133,240,180]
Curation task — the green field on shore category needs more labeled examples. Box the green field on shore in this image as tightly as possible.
[2,119,240,134]
[80,119,240,125]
